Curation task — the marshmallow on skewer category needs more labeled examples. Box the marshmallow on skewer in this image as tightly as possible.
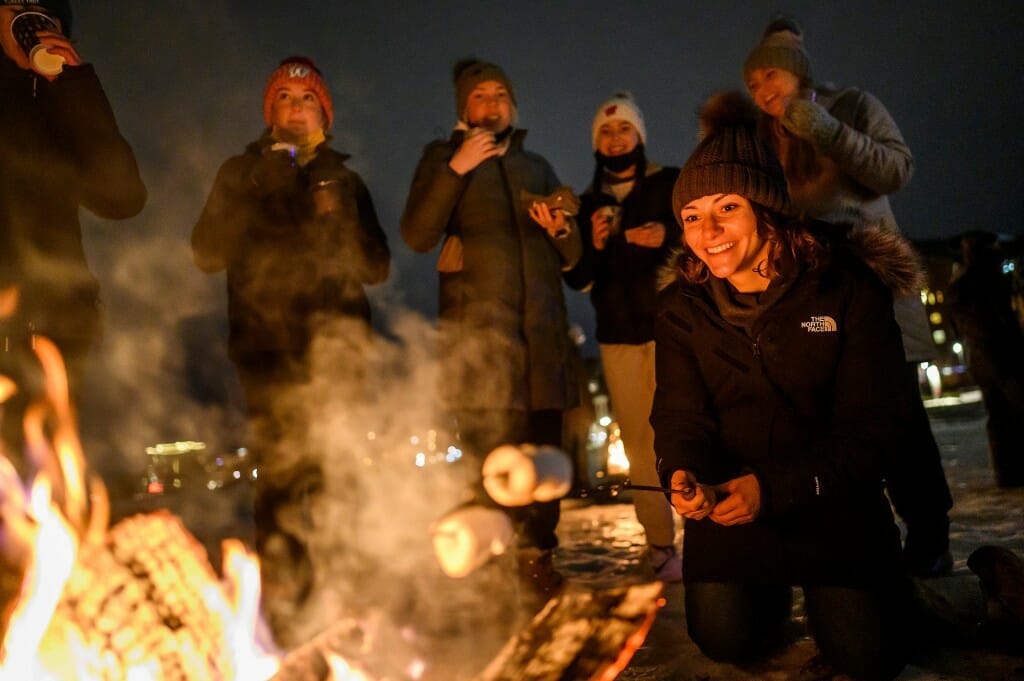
[431,505,513,579]
[482,444,574,507]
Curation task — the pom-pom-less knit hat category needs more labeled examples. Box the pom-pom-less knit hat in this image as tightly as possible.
[743,15,812,83]
[672,91,790,222]
[591,91,647,149]
[452,58,517,122]
[2,0,72,36]
[263,56,334,130]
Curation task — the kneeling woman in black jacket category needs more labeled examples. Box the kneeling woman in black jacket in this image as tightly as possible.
[652,92,918,681]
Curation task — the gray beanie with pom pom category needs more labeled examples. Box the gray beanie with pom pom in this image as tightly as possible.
[743,15,812,83]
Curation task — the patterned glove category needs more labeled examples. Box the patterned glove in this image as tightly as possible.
[781,98,842,147]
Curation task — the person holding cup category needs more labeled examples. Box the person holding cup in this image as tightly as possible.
[0,0,76,78]
[0,0,146,462]
[743,14,954,579]
[563,92,682,581]
[191,55,389,646]
[401,59,582,605]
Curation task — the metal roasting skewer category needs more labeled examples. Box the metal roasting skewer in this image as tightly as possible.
[594,481,697,500]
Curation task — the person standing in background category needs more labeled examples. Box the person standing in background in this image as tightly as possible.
[564,92,682,582]
[743,15,954,578]
[947,231,1024,488]
[401,59,581,602]
[191,56,390,645]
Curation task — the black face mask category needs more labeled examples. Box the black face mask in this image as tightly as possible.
[595,144,645,173]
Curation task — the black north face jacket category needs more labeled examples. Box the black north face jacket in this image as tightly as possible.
[652,226,921,586]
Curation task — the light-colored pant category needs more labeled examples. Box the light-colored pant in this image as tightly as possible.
[600,341,676,547]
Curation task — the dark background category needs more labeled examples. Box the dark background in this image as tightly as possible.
[64,1,1023,479]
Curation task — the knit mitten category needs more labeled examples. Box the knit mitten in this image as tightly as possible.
[781,98,842,147]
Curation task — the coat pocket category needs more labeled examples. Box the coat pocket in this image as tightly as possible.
[437,234,464,273]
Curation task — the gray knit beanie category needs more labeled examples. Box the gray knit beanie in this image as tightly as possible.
[672,91,790,222]
[742,15,811,83]
[452,58,517,122]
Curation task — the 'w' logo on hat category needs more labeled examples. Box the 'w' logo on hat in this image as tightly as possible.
[287,65,310,78]
[604,105,618,116]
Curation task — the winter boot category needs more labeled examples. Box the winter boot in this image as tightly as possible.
[648,544,682,583]
[904,516,953,579]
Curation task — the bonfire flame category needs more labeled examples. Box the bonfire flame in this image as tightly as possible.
[0,333,287,680]
[0,317,661,681]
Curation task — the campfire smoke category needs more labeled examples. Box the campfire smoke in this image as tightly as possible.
[0,298,663,680]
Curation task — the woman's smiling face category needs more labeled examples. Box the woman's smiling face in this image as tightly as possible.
[746,67,801,118]
[680,193,770,292]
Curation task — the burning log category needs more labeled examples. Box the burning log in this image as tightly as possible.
[265,582,665,681]
[473,581,664,681]
[269,616,381,681]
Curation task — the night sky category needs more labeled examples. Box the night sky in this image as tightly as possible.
[62,1,1023,467]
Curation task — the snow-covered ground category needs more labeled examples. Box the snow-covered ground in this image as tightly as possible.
[555,398,1024,680]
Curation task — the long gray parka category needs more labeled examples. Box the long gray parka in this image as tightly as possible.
[401,129,581,412]
[653,226,920,587]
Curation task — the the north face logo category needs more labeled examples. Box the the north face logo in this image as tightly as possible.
[604,104,618,116]
[287,65,310,78]
[801,316,837,333]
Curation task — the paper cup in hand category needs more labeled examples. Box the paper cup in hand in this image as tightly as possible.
[11,12,66,76]
[482,444,573,506]
[431,505,513,578]
[597,205,623,236]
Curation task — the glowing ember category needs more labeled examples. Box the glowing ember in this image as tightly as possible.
[327,652,372,680]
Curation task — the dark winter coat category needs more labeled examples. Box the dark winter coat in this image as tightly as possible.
[0,59,146,346]
[191,134,390,365]
[564,163,680,344]
[652,226,919,587]
[401,129,581,411]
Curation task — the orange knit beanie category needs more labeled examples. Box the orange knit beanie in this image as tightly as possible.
[263,56,334,129]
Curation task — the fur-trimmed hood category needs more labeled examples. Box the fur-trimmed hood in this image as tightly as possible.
[658,223,926,296]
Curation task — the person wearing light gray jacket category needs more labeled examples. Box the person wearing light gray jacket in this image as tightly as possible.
[743,15,953,578]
